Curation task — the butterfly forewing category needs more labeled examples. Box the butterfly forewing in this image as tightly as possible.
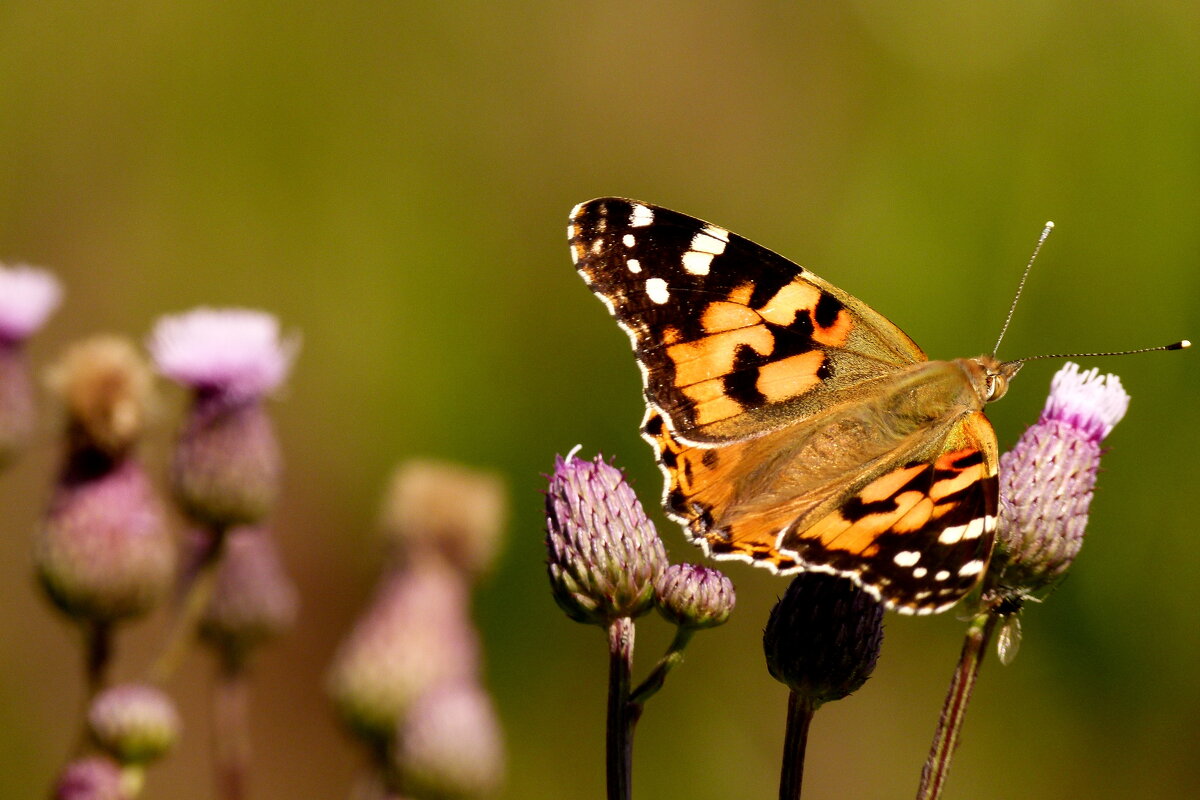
[571,198,927,443]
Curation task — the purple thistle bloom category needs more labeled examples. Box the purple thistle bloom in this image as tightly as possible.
[0,263,62,344]
[148,308,299,401]
[655,564,736,629]
[989,362,1130,600]
[545,452,668,625]
[88,683,181,765]
[53,757,128,800]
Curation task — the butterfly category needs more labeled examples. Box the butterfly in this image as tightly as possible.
[569,198,1022,614]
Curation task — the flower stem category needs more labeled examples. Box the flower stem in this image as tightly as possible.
[214,658,251,800]
[148,528,227,684]
[84,621,113,699]
[629,625,694,706]
[779,690,815,800]
[606,617,636,800]
[916,610,998,800]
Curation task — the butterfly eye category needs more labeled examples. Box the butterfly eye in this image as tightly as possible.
[987,375,1010,402]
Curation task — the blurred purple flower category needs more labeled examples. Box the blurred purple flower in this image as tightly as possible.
[53,756,128,800]
[0,263,61,343]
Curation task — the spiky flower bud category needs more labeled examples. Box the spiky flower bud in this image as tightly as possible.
[199,526,299,665]
[328,559,480,742]
[655,564,736,629]
[763,573,884,706]
[381,460,507,578]
[88,683,181,764]
[0,263,61,467]
[989,363,1130,600]
[393,680,505,799]
[53,757,129,800]
[545,453,668,626]
[149,308,298,528]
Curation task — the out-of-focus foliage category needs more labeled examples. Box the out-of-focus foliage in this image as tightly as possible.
[0,3,1196,798]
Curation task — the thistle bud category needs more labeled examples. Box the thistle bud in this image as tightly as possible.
[149,308,297,528]
[88,683,181,764]
[393,680,505,799]
[53,757,129,800]
[655,564,736,629]
[763,573,884,706]
[381,460,507,578]
[990,363,1130,601]
[544,453,667,626]
[328,559,480,742]
[199,526,299,666]
[0,263,61,467]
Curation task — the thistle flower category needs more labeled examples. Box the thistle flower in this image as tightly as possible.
[381,460,507,579]
[654,564,736,629]
[53,757,129,800]
[545,452,668,625]
[763,572,885,706]
[199,526,299,666]
[988,362,1131,602]
[88,683,181,765]
[36,339,173,623]
[149,308,298,528]
[393,680,505,799]
[328,559,480,742]
[0,263,62,466]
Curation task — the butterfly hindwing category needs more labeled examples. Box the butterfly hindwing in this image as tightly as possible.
[570,198,927,443]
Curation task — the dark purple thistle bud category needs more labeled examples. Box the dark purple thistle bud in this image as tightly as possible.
[0,263,61,467]
[199,526,299,665]
[655,563,736,629]
[545,452,668,625]
[989,363,1130,601]
[87,683,181,765]
[381,459,508,579]
[393,679,505,799]
[763,573,885,706]
[53,757,129,800]
[149,308,298,528]
[327,559,481,742]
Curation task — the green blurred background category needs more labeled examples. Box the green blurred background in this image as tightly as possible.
[1,2,1197,798]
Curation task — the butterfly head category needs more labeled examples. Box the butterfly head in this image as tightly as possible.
[972,355,1023,404]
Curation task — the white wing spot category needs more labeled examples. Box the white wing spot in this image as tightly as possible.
[630,204,654,227]
[958,560,985,578]
[912,567,928,579]
[567,223,577,241]
[626,258,642,274]
[691,227,729,255]
[893,550,922,568]
[622,233,636,248]
[938,524,968,545]
[570,244,581,265]
[682,251,714,275]
[934,570,951,582]
[590,238,604,255]
[645,277,670,304]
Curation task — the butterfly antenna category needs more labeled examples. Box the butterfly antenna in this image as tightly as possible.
[1012,340,1191,365]
[992,221,1055,357]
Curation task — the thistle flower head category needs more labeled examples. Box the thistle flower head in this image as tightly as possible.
[87,683,181,765]
[148,308,298,401]
[544,452,668,626]
[53,757,129,800]
[0,263,62,344]
[393,680,505,799]
[763,572,885,706]
[381,460,508,579]
[655,563,736,629]
[989,363,1130,601]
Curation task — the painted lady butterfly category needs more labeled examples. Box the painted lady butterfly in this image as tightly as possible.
[569,198,1022,614]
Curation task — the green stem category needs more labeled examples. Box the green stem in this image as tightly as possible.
[84,621,113,700]
[606,617,635,800]
[629,625,694,706]
[148,528,227,684]
[916,611,998,800]
[779,691,816,800]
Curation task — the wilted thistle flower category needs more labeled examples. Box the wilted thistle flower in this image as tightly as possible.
[393,680,505,800]
[36,338,173,623]
[381,460,507,579]
[88,683,181,765]
[763,572,885,706]
[0,262,61,467]
[148,308,299,528]
[198,525,299,666]
[545,452,668,625]
[655,564,736,629]
[53,756,129,800]
[328,558,481,742]
[988,362,1131,602]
